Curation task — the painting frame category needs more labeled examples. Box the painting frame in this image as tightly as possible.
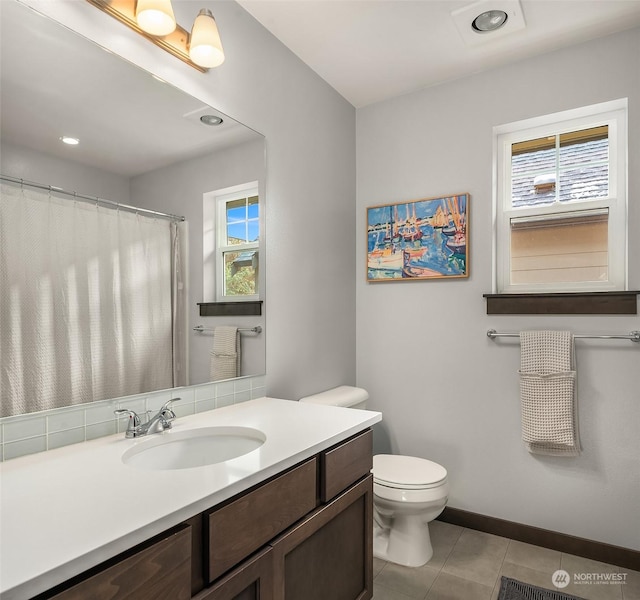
[367,193,470,282]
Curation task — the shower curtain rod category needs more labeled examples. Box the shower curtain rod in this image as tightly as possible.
[487,329,640,343]
[1,174,186,222]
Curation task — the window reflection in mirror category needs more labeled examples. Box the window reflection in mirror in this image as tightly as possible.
[203,183,261,303]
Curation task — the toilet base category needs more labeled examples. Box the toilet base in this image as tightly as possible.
[373,513,434,567]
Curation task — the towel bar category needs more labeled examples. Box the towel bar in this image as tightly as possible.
[194,325,262,334]
[487,329,640,343]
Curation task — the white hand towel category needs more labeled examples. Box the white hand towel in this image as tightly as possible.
[519,330,581,456]
[210,326,241,382]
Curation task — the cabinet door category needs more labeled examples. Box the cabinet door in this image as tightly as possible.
[271,475,373,600]
[46,524,191,600]
[194,547,273,600]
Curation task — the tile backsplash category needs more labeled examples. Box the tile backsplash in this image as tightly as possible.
[0,375,266,462]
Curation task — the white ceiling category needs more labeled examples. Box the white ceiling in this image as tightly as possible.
[236,0,640,108]
[3,0,639,177]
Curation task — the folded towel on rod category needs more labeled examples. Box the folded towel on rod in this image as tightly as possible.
[210,326,241,381]
[519,330,581,456]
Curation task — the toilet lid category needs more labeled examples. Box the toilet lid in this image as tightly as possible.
[373,454,447,490]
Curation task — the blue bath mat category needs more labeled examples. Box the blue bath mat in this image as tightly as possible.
[497,577,586,600]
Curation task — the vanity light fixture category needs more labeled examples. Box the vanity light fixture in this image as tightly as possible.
[60,136,80,145]
[85,0,225,72]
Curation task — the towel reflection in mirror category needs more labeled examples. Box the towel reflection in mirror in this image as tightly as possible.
[210,326,240,381]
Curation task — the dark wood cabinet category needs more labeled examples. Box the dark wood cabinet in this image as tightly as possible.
[320,429,372,502]
[39,428,373,600]
[272,475,373,600]
[206,458,318,583]
[200,430,373,600]
[193,548,273,600]
[44,524,191,600]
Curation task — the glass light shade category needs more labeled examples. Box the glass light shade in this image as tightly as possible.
[136,0,176,36]
[189,9,225,68]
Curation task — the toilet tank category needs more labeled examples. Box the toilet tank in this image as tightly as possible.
[299,386,369,410]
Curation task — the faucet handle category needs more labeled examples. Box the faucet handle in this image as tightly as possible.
[160,399,178,420]
[114,409,140,424]
[114,409,141,438]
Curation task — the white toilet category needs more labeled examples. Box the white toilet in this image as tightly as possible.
[299,386,449,567]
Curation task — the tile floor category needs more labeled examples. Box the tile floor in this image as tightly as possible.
[372,521,640,600]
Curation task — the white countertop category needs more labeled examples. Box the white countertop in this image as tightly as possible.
[0,397,381,600]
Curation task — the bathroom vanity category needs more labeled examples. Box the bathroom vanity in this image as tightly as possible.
[0,398,381,600]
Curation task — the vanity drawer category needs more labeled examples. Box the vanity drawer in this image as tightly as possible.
[45,524,191,600]
[320,429,372,502]
[206,457,318,583]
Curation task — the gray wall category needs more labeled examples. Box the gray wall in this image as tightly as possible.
[21,0,637,551]
[0,141,130,203]
[131,139,266,384]
[356,28,640,550]
[27,0,357,403]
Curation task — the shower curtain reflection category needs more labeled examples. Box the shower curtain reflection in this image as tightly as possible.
[0,182,183,417]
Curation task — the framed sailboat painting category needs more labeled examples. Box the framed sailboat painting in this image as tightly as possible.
[367,193,469,282]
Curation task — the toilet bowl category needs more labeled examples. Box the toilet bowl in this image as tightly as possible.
[372,454,449,566]
[299,386,449,568]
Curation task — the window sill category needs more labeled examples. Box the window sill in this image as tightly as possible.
[198,301,263,317]
[483,291,639,315]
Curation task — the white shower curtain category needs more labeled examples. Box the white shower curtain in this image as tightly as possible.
[0,182,180,417]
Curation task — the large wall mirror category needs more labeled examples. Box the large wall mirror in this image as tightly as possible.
[0,0,266,418]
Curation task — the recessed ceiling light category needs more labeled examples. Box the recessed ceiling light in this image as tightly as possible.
[451,1,525,46]
[472,10,508,32]
[60,136,80,145]
[200,114,223,126]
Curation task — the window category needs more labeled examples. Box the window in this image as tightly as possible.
[494,99,627,294]
[203,182,259,302]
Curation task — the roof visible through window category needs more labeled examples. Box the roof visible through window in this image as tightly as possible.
[511,134,608,208]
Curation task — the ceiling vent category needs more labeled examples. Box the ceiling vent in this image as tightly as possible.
[451,0,526,46]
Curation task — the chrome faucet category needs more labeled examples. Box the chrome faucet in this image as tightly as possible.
[114,399,178,438]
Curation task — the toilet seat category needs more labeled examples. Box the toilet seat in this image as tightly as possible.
[373,454,447,490]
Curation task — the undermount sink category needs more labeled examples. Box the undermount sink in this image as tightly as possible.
[122,426,266,470]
